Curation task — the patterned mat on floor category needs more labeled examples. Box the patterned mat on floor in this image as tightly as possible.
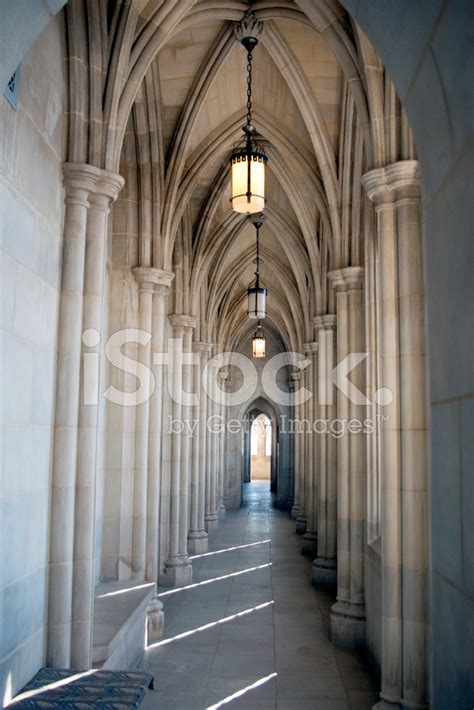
[8,668,154,709]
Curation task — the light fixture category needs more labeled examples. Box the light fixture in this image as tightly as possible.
[252,322,266,358]
[230,10,267,214]
[247,213,267,319]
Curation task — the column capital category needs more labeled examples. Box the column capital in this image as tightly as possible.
[303,341,318,356]
[63,163,124,206]
[132,267,175,292]
[327,266,364,293]
[193,341,213,355]
[314,314,337,331]
[95,169,124,204]
[362,160,420,204]
[169,314,198,332]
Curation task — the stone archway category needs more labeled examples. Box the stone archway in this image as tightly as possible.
[1,3,471,707]
[245,410,275,489]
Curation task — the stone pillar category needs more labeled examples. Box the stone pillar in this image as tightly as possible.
[48,163,123,668]
[205,356,219,530]
[328,268,366,648]
[290,371,301,520]
[217,369,228,519]
[302,342,318,555]
[162,314,196,586]
[312,315,338,588]
[130,270,154,580]
[295,386,307,533]
[187,341,211,554]
[363,161,427,710]
[143,270,174,583]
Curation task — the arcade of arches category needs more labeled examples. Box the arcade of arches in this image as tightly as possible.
[0,2,473,709]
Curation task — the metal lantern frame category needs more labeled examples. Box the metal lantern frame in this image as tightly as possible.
[247,214,267,320]
[230,10,268,214]
[252,321,266,358]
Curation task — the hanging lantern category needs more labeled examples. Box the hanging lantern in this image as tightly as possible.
[230,10,267,214]
[247,283,267,319]
[247,214,267,319]
[252,322,266,358]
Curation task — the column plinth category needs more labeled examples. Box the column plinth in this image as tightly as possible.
[301,531,318,555]
[330,599,366,648]
[312,556,337,588]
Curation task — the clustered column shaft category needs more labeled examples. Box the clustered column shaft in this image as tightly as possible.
[312,315,338,587]
[302,342,318,555]
[48,164,123,668]
[328,267,366,648]
[363,161,427,710]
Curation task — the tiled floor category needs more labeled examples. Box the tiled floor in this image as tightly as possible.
[140,483,379,710]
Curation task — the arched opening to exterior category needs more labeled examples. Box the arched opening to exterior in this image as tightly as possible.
[250,414,272,483]
[241,399,281,499]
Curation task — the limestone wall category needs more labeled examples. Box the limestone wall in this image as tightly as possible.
[0,16,66,702]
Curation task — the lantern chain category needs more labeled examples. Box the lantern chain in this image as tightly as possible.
[246,50,253,128]
[255,223,260,277]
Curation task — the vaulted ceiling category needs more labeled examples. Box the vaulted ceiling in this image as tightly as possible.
[113,0,413,353]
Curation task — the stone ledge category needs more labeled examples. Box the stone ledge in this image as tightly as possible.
[92,580,156,670]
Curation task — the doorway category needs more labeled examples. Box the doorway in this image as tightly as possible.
[250,414,272,483]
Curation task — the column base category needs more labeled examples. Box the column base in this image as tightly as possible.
[146,597,164,645]
[312,557,337,588]
[301,531,318,555]
[218,502,226,520]
[205,513,219,531]
[329,599,366,648]
[372,701,401,710]
[295,515,307,535]
[162,556,193,587]
[372,694,426,710]
[290,503,299,520]
[187,530,209,555]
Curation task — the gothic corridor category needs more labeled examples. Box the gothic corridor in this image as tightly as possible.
[1,2,473,710]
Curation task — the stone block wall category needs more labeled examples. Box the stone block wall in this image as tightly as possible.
[0,16,66,702]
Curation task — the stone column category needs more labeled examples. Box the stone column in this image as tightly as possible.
[295,384,307,534]
[302,342,318,555]
[217,369,228,519]
[205,356,219,530]
[162,314,195,586]
[187,341,210,554]
[328,267,366,648]
[363,161,427,710]
[130,270,154,580]
[143,270,174,583]
[48,163,123,668]
[312,315,338,587]
[290,371,301,520]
